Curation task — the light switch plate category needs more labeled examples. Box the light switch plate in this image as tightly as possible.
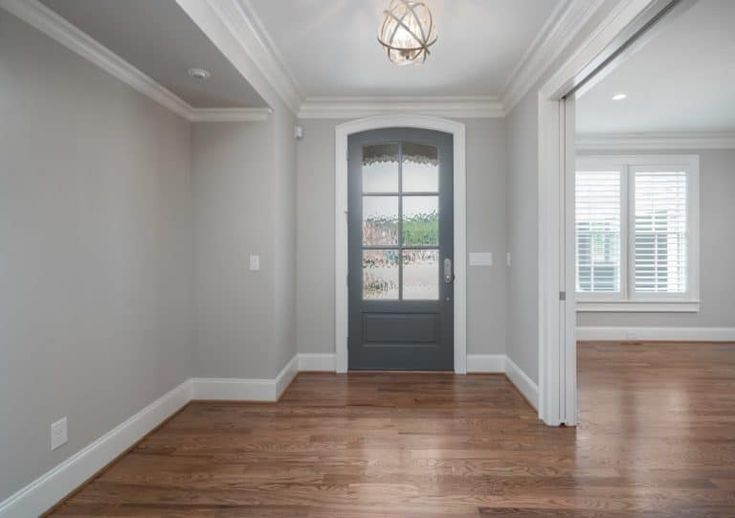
[51,417,67,450]
[469,252,493,266]
[506,252,512,267]
[249,255,260,271]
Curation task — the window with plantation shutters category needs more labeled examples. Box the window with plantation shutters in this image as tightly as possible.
[575,156,699,312]
[633,170,688,294]
[576,171,622,294]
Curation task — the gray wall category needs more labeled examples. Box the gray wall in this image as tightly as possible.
[272,106,299,370]
[577,148,735,328]
[191,102,297,379]
[191,122,276,378]
[295,118,508,357]
[0,12,194,501]
[505,91,540,382]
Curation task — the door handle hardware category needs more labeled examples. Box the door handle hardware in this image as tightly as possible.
[443,258,454,284]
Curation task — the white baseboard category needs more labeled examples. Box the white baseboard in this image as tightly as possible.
[298,353,336,372]
[1,351,543,516]
[577,326,735,342]
[191,355,299,402]
[0,379,191,518]
[1,356,301,516]
[275,356,299,399]
[467,354,506,373]
[504,357,539,410]
[190,377,278,401]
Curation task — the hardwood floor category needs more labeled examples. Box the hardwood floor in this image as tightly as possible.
[51,342,735,516]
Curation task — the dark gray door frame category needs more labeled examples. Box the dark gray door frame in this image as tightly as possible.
[334,116,467,374]
[347,128,453,370]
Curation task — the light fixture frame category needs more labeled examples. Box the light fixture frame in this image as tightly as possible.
[378,0,438,65]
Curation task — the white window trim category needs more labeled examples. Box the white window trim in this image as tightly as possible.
[576,154,700,313]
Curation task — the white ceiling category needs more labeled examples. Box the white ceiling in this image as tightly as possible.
[246,0,563,98]
[577,0,735,134]
[41,0,266,108]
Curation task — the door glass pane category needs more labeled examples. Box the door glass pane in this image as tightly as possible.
[363,196,399,245]
[402,249,439,300]
[362,250,399,300]
[402,142,438,192]
[363,144,399,193]
[402,196,439,246]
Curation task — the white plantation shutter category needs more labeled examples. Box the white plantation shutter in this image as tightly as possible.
[575,171,622,294]
[576,156,698,308]
[633,171,688,294]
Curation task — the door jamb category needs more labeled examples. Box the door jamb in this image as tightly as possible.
[335,115,467,374]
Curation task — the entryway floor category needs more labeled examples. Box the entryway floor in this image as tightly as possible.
[51,342,735,516]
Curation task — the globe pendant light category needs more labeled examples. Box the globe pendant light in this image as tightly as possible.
[378,0,438,65]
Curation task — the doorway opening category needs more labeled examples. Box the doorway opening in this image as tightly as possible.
[574,0,732,429]
[538,0,696,425]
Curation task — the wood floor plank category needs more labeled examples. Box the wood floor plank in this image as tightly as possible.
[50,341,735,516]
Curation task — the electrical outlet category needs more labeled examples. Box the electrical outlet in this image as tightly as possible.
[249,254,260,271]
[50,417,67,450]
[506,252,512,267]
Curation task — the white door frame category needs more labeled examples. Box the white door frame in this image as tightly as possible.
[536,0,680,425]
[335,115,467,374]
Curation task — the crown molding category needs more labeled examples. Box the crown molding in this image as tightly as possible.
[1,0,190,118]
[298,96,505,120]
[3,0,624,123]
[207,0,608,119]
[576,131,735,150]
[0,0,271,122]
[189,2,507,120]
[189,107,272,122]
[501,0,606,113]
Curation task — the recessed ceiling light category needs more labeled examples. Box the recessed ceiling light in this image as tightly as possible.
[187,67,211,81]
[611,93,627,101]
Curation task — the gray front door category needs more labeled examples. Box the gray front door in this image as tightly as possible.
[348,128,453,370]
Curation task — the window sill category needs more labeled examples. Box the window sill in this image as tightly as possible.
[576,301,700,313]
